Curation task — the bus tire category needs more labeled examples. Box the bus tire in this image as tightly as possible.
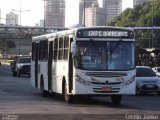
[64,82,73,103]
[40,78,48,97]
[111,95,122,105]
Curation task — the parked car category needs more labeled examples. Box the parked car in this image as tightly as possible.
[136,66,160,95]
[12,56,31,77]
[152,67,160,77]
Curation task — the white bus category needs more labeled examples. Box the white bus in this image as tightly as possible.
[31,26,136,104]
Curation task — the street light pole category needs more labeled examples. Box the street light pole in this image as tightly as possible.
[42,0,49,34]
[11,0,30,56]
[151,0,154,48]
[19,0,22,56]
[44,0,46,34]
[84,0,85,27]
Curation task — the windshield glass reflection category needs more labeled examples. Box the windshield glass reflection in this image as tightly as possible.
[75,41,134,71]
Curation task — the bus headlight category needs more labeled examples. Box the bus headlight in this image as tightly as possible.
[123,75,135,86]
[75,75,91,86]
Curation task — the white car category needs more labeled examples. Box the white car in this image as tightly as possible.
[136,66,160,95]
[13,57,31,77]
[152,67,160,77]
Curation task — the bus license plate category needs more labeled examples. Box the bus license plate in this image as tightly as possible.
[101,87,112,91]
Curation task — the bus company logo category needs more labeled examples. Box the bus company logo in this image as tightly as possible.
[91,77,97,81]
[105,81,109,84]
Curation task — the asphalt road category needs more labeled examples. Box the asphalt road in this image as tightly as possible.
[0,64,160,120]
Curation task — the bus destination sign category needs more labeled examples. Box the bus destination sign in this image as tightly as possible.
[88,31,128,37]
[77,29,134,39]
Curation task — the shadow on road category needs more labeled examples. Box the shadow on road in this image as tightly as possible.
[0,64,160,113]
[36,92,160,112]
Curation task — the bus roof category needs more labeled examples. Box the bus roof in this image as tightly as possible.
[32,26,134,42]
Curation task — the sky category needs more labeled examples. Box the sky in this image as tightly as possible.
[0,0,133,27]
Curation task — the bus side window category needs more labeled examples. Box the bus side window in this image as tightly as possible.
[64,36,69,60]
[39,40,48,61]
[39,41,43,60]
[44,40,48,60]
[58,37,64,60]
[53,38,58,61]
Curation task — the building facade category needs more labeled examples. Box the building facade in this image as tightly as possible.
[0,9,1,24]
[39,20,44,27]
[6,12,18,26]
[79,0,98,25]
[45,0,65,27]
[133,0,149,7]
[84,2,105,27]
[103,0,122,24]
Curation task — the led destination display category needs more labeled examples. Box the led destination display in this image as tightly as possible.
[77,28,134,39]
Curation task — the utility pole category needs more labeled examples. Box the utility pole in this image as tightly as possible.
[151,0,154,48]
[44,0,46,34]
[84,0,85,27]
[12,0,30,56]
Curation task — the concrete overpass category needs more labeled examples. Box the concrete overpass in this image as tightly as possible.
[0,25,67,56]
[0,25,160,56]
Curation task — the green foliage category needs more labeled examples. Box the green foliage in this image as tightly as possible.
[6,40,16,49]
[108,0,160,48]
[0,38,5,53]
[0,39,16,55]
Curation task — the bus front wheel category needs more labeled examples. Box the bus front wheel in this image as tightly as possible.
[111,95,122,105]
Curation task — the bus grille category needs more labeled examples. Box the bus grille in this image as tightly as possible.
[91,81,122,85]
[85,72,127,77]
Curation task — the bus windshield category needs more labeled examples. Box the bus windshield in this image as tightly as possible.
[75,41,134,71]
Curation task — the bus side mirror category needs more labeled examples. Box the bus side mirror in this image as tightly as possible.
[71,42,76,56]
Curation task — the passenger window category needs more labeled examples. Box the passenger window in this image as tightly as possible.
[58,37,64,60]
[53,38,58,60]
[64,36,69,60]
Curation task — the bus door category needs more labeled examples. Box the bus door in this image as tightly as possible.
[48,40,53,91]
[68,38,73,93]
[35,42,39,88]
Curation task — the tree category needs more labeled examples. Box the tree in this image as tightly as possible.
[108,0,160,48]
[0,38,5,53]
[4,40,16,56]
[6,40,16,49]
